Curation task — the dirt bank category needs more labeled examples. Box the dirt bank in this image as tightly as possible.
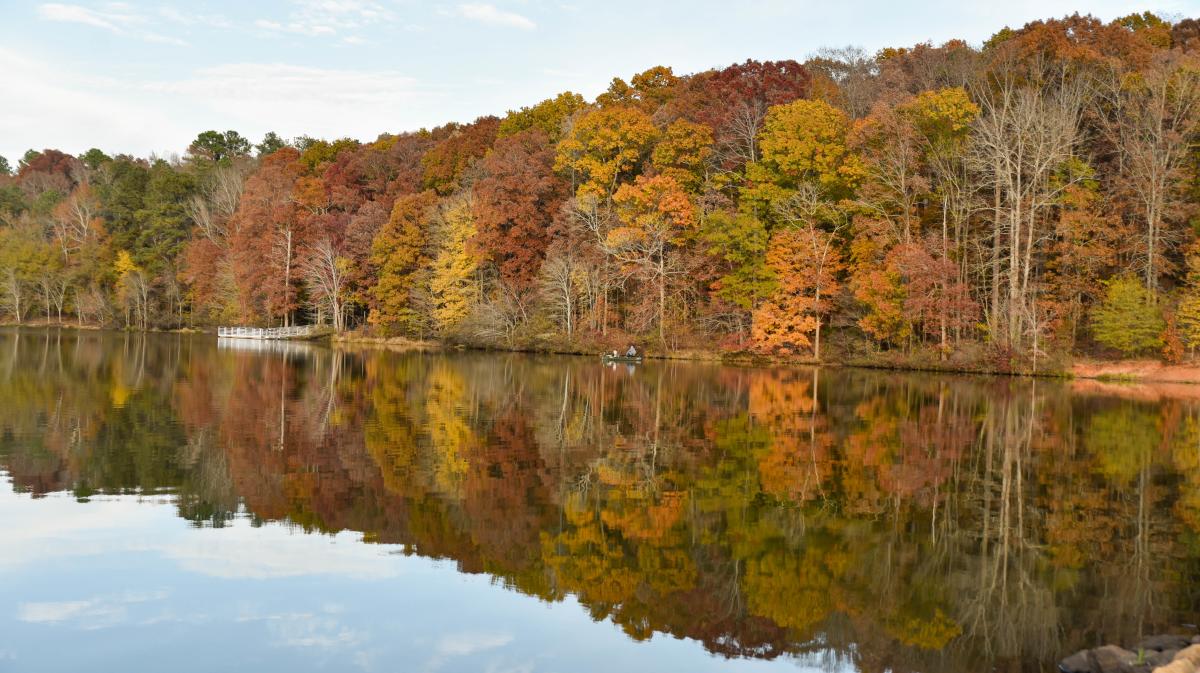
[1072,359,1200,385]
[331,333,440,352]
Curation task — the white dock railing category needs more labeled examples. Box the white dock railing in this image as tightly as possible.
[217,325,318,340]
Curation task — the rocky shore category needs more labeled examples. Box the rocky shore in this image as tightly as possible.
[1060,636,1200,673]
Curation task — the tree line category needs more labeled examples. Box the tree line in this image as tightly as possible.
[2,12,1200,369]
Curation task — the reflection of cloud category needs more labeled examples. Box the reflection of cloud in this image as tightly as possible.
[484,663,534,673]
[17,591,168,629]
[437,633,513,656]
[426,632,514,671]
[18,601,92,623]
[234,606,370,667]
[165,526,404,580]
[0,489,403,580]
[269,613,365,649]
[0,492,163,571]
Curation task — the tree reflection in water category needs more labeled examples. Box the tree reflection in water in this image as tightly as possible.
[2,328,1200,673]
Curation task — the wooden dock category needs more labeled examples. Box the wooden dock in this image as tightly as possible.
[217,326,321,340]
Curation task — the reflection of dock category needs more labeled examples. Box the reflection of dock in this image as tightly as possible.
[217,337,321,356]
[217,326,321,340]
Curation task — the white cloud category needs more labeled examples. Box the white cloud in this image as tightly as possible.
[157,7,231,29]
[456,3,536,30]
[255,0,395,37]
[0,49,442,161]
[38,2,133,31]
[37,2,187,45]
[141,62,432,143]
[0,47,188,162]
[141,32,189,46]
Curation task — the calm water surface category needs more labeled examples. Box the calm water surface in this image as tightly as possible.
[1,328,1199,673]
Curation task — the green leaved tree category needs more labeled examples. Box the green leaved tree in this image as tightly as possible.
[1090,276,1165,356]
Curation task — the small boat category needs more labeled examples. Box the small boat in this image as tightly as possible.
[602,354,644,363]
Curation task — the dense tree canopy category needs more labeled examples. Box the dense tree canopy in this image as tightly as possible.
[3,13,1200,371]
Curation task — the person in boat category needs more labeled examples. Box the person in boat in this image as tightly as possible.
[625,345,638,358]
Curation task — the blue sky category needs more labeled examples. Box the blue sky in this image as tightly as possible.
[2,0,1197,163]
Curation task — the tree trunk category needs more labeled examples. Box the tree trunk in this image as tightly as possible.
[812,289,822,361]
[283,229,293,328]
[658,253,666,343]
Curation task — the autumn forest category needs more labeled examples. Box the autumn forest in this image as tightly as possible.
[3,13,1200,371]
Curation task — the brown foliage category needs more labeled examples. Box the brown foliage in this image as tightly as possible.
[471,129,567,291]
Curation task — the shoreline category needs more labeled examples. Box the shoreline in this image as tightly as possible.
[328,331,1200,388]
[9,323,1200,387]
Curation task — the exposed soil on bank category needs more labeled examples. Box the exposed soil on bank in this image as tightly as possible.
[1072,359,1200,385]
[330,333,440,352]
[1070,378,1200,401]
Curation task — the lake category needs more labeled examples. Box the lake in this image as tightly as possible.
[1,328,1198,673]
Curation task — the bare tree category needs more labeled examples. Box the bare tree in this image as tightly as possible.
[566,195,619,334]
[715,105,766,171]
[469,288,524,345]
[271,225,296,327]
[299,238,348,331]
[539,250,580,337]
[50,183,100,258]
[969,69,1086,349]
[806,46,881,118]
[853,103,928,245]
[1,268,28,324]
[1106,52,1200,292]
[38,268,70,324]
[186,162,250,245]
[119,270,151,331]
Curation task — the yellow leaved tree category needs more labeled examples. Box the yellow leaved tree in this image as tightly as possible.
[429,196,481,336]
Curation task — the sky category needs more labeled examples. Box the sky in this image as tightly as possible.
[2,0,1199,163]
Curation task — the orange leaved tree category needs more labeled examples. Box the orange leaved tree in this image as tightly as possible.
[752,186,846,358]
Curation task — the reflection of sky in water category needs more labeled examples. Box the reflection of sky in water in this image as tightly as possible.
[0,478,841,673]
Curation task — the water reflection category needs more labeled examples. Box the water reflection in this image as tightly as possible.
[2,328,1199,672]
